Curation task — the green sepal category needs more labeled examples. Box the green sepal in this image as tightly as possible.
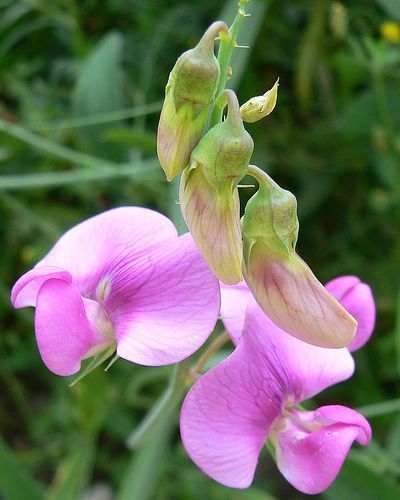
[69,344,116,387]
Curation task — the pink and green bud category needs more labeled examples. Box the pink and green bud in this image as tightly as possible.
[242,165,357,348]
[240,78,279,123]
[180,90,254,284]
[180,166,242,285]
[157,21,229,181]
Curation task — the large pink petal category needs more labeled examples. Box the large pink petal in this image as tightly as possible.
[242,300,355,401]
[220,281,251,345]
[326,276,376,352]
[273,405,371,494]
[108,233,220,366]
[180,335,284,488]
[37,207,177,296]
[11,266,72,308]
[35,279,97,376]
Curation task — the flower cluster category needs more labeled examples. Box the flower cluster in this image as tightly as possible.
[157,14,356,350]
[11,8,378,496]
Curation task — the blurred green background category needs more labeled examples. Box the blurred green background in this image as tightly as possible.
[1,0,400,498]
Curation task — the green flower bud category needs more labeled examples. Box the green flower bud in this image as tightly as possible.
[191,89,254,189]
[242,167,298,265]
[242,165,357,348]
[157,21,229,181]
[240,78,279,123]
[179,90,254,284]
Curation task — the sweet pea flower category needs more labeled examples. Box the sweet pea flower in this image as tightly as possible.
[180,276,375,494]
[11,207,220,376]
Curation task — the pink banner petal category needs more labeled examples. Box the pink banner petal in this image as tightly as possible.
[180,337,282,488]
[37,207,177,296]
[242,300,354,401]
[111,233,220,366]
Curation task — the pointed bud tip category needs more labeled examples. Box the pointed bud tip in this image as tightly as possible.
[240,78,279,123]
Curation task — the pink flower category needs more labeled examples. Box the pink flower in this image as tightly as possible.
[180,276,375,494]
[11,207,220,376]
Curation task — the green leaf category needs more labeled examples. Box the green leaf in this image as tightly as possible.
[117,414,175,500]
[0,437,44,500]
[71,31,127,158]
[102,127,156,153]
[377,0,400,21]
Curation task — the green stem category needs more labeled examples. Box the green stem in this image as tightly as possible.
[209,0,250,127]
[126,362,189,449]
[0,118,114,169]
[27,102,162,131]
[190,331,230,380]
[0,160,160,191]
[118,413,175,500]
[357,398,400,419]
[247,163,279,190]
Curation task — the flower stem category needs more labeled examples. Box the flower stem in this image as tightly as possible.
[190,331,230,380]
[0,117,114,170]
[0,160,160,191]
[209,0,251,127]
[126,361,189,449]
[357,398,400,419]
[247,163,279,190]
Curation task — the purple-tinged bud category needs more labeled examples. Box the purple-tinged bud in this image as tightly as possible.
[157,21,229,181]
[180,166,242,285]
[240,78,279,123]
[242,165,357,348]
[180,90,254,284]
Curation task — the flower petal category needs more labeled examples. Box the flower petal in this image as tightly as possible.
[35,279,97,376]
[110,233,220,366]
[242,299,354,401]
[11,266,72,308]
[220,281,251,345]
[37,207,177,296]
[180,166,243,285]
[273,405,371,494]
[244,252,357,348]
[326,276,376,351]
[180,333,283,488]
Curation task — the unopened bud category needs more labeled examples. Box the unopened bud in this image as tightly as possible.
[242,167,298,264]
[180,165,242,284]
[157,21,229,181]
[242,165,357,348]
[240,78,279,123]
[179,90,254,284]
[191,89,254,188]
